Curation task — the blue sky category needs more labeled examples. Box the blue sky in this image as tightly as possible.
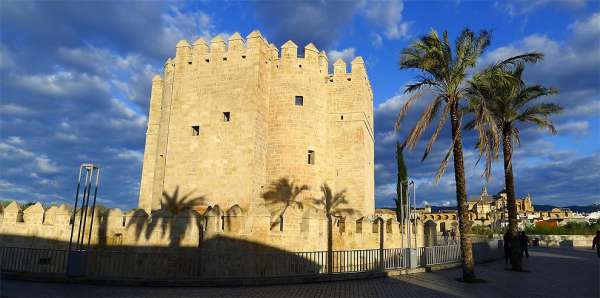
[1,0,599,210]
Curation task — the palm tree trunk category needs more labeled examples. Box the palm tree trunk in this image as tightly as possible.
[327,214,333,274]
[502,123,522,271]
[450,102,476,281]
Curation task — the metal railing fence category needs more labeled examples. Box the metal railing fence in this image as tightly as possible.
[0,240,502,281]
[0,247,68,275]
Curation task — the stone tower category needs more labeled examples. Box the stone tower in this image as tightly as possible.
[138,31,374,217]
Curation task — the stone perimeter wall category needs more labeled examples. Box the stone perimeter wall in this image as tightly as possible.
[530,234,595,248]
[0,201,424,253]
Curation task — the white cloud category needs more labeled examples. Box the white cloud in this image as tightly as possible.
[563,100,600,117]
[377,131,398,145]
[498,0,587,16]
[158,6,215,56]
[482,13,600,118]
[364,0,410,39]
[0,139,35,158]
[371,33,383,47]
[13,71,109,98]
[35,155,59,173]
[54,132,78,142]
[376,183,396,198]
[375,93,409,116]
[0,103,31,116]
[327,48,356,64]
[113,148,144,163]
[569,11,600,37]
[556,120,589,135]
[6,136,23,145]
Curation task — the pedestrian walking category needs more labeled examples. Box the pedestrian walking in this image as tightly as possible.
[450,229,457,245]
[593,230,600,258]
[519,231,529,258]
[442,229,449,245]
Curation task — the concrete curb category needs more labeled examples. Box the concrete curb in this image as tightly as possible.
[0,262,468,287]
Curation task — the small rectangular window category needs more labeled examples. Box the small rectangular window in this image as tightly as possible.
[192,125,200,136]
[295,96,303,106]
[223,112,230,122]
[338,218,346,233]
[307,150,315,165]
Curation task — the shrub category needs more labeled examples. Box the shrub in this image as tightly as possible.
[525,221,600,235]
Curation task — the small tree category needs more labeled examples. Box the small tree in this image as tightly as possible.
[395,142,408,223]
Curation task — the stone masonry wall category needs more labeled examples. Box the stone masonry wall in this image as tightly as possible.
[137,30,374,221]
[0,201,424,253]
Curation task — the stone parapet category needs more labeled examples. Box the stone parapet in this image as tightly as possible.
[0,201,425,252]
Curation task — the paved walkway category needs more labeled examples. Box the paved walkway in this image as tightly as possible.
[1,247,598,297]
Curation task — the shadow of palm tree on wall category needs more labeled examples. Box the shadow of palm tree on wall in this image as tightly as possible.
[128,186,207,249]
[312,183,355,274]
[261,177,309,230]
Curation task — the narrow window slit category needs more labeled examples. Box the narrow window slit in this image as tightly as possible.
[308,150,315,165]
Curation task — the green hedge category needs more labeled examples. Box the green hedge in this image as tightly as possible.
[525,222,600,235]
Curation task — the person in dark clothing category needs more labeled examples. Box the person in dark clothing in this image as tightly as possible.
[442,229,449,245]
[519,231,529,258]
[503,231,511,264]
[593,231,600,258]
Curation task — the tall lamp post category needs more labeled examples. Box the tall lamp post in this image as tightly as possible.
[399,178,418,268]
[67,163,100,277]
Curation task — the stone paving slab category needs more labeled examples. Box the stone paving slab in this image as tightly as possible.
[1,247,598,298]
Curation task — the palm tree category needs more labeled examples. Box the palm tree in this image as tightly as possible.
[312,183,354,274]
[261,177,309,230]
[396,29,492,281]
[466,60,561,271]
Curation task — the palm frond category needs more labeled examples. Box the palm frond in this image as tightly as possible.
[513,87,559,111]
[403,95,444,150]
[498,52,544,68]
[435,142,453,183]
[422,100,451,161]
[511,126,521,147]
[395,92,424,131]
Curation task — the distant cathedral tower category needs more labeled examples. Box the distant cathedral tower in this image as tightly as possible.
[137,31,374,217]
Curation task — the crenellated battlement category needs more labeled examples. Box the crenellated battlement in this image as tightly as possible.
[159,30,367,79]
[0,200,424,252]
